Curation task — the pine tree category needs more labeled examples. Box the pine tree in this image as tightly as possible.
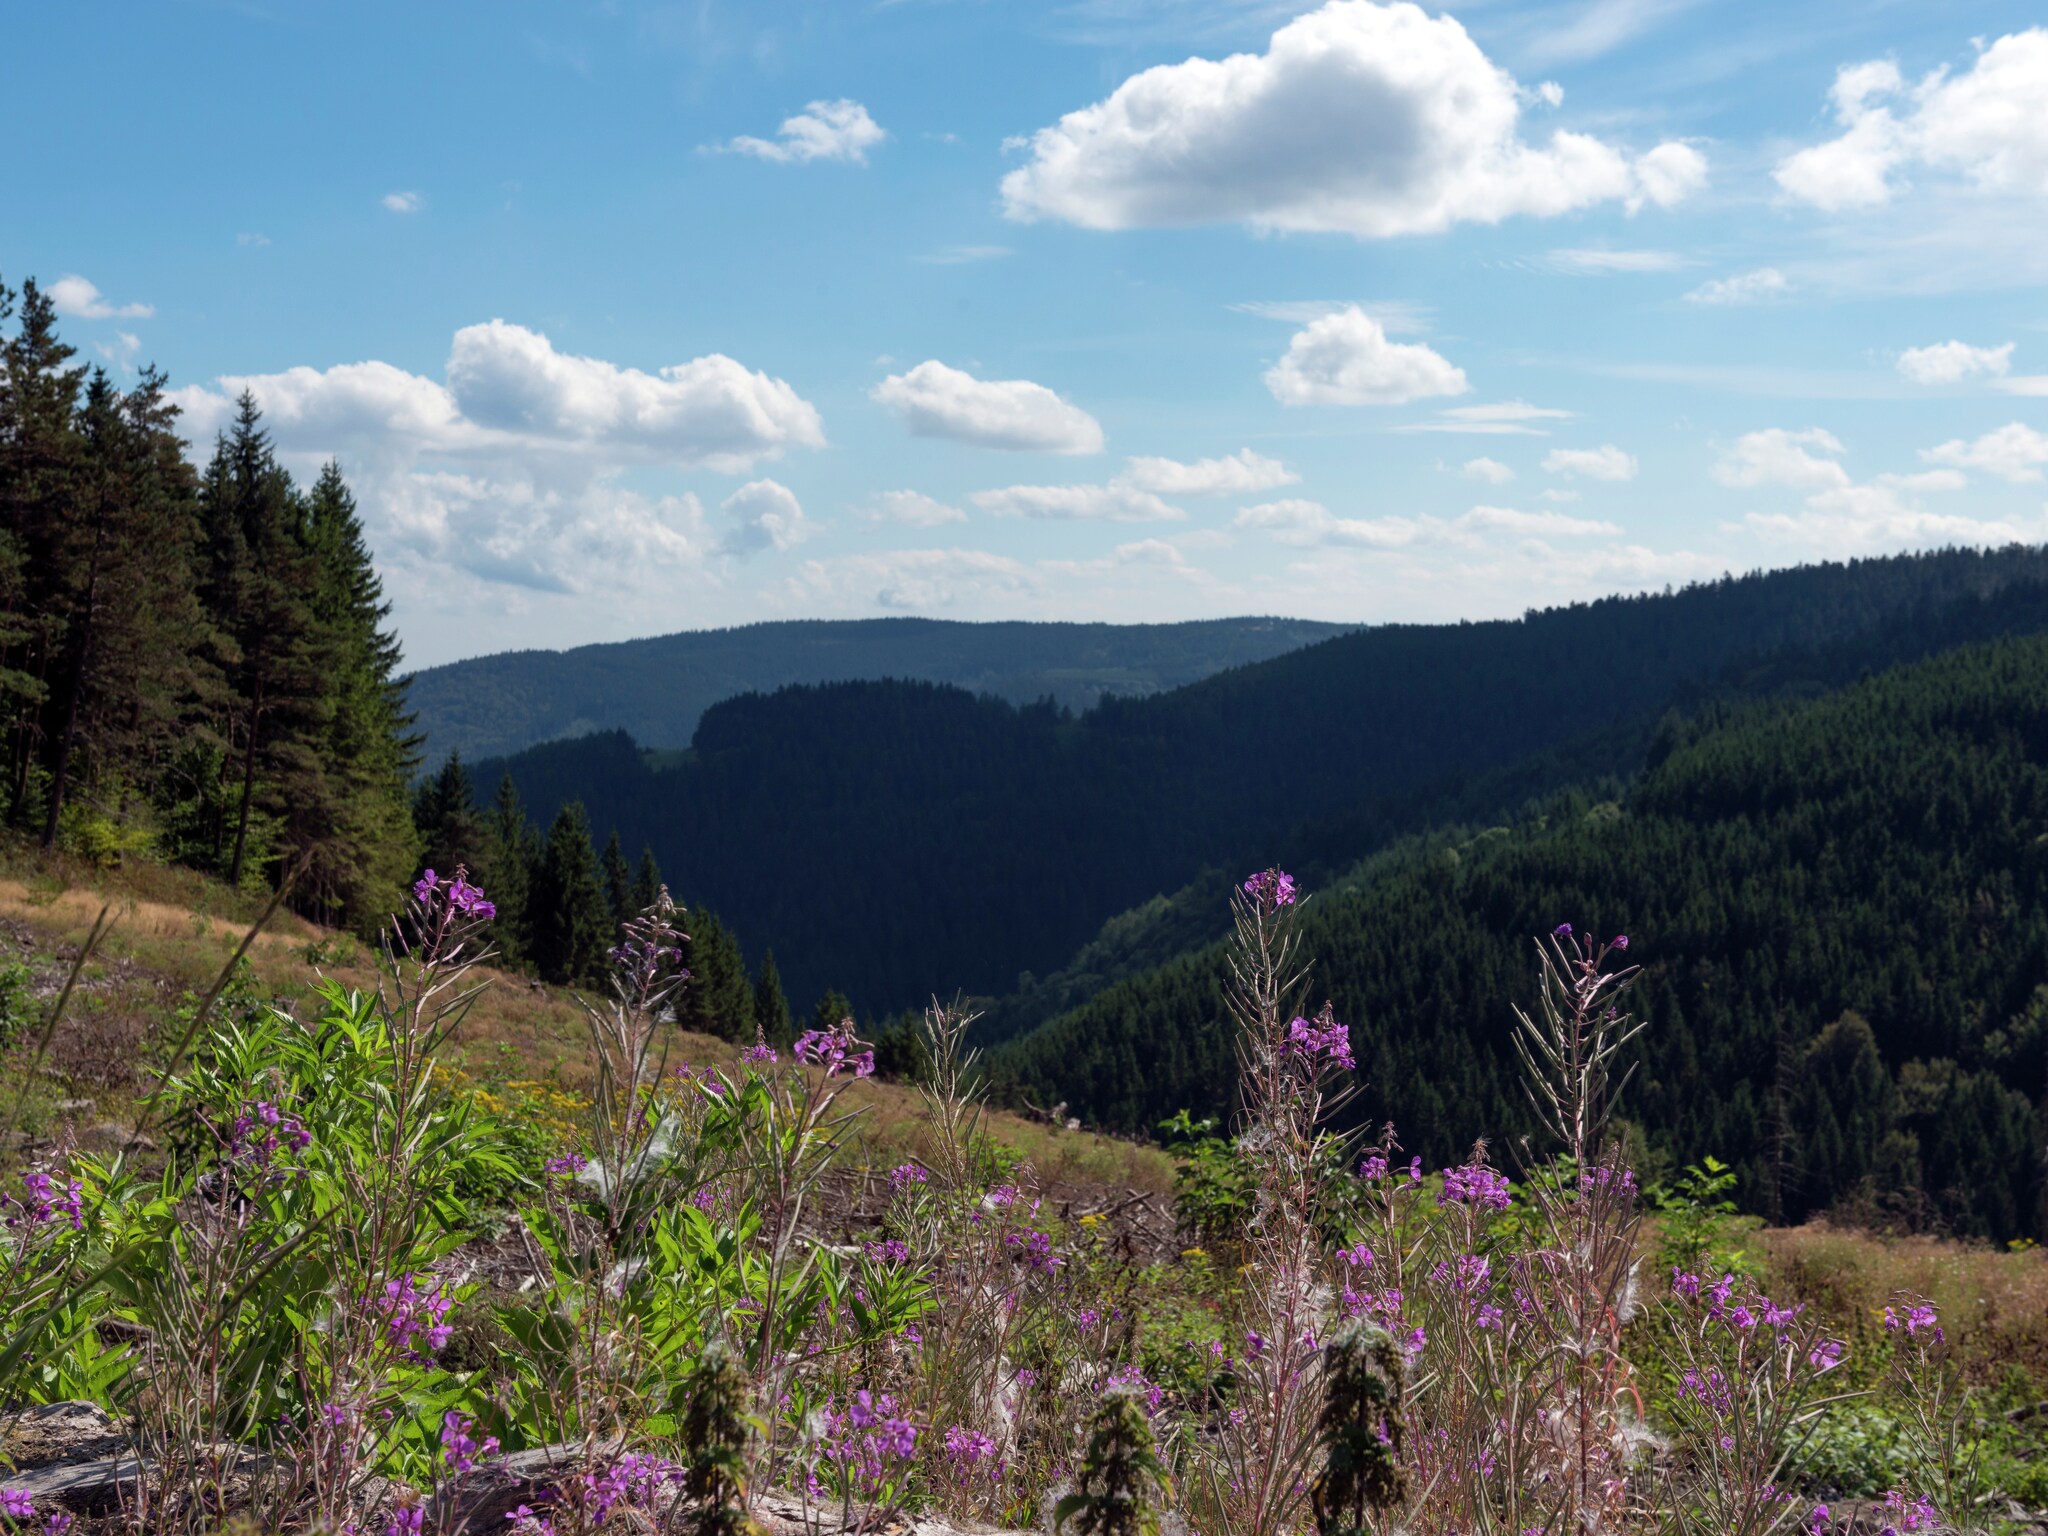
[483,773,535,965]
[679,908,755,1042]
[195,394,333,889]
[631,846,663,914]
[809,989,853,1037]
[529,801,610,986]
[414,752,489,879]
[752,949,792,1047]
[34,367,207,852]
[301,461,417,925]
[601,829,632,931]
[0,278,85,829]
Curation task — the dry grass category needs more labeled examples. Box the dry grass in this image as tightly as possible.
[1759,1221,2048,1385]
[0,842,1172,1195]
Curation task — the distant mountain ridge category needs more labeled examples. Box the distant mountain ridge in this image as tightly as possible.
[470,546,2048,1018]
[407,616,1356,762]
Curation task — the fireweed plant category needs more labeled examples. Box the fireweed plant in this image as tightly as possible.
[0,867,2017,1533]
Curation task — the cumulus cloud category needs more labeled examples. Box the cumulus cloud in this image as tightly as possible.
[161,321,827,620]
[1234,498,1617,548]
[862,490,967,526]
[1776,31,2048,211]
[872,360,1104,454]
[1897,340,2015,385]
[1399,401,1573,436]
[999,0,1706,239]
[1120,448,1298,495]
[1713,428,1853,492]
[1043,538,1214,584]
[48,275,153,320]
[1264,307,1468,406]
[721,99,886,165]
[1717,424,2028,550]
[440,320,824,469]
[718,479,811,556]
[1542,444,1638,481]
[1461,457,1516,484]
[382,191,424,213]
[1922,422,2048,482]
[970,482,1184,522]
[1684,268,1788,305]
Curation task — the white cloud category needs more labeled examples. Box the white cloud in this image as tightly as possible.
[999,0,1706,239]
[970,482,1184,522]
[1995,376,2048,397]
[1684,268,1788,306]
[791,548,1042,611]
[1545,248,1687,274]
[1922,421,2048,482]
[161,322,827,612]
[443,320,824,470]
[1461,456,1516,484]
[1264,307,1468,406]
[237,232,271,248]
[1713,427,1851,492]
[872,360,1104,454]
[1231,298,1433,332]
[1542,444,1638,481]
[96,331,143,371]
[1043,537,1214,584]
[382,191,424,213]
[1235,498,1617,548]
[1543,488,1583,503]
[718,479,812,556]
[1718,424,2033,551]
[862,490,968,526]
[1776,31,2048,211]
[1120,448,1298,495]
[1896,340,2015,385]
[1399,400,1573,436]
[722,99,886,165]
[47,274,153,320]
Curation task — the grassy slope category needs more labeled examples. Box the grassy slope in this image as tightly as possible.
[0,841,1171,1196]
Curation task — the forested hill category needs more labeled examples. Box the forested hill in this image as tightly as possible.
[995,634,2048,1244]
[408,616,1352,762]
[470,545,2048,1016]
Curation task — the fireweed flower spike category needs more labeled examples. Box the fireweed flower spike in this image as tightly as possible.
[1241,867,1298,908]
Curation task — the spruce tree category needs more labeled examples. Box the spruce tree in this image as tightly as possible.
[483,773,535,965]
[529,801,610,986]
[414,751,489,879]
[752,949,792,1047]
[601,829,632,931]
[195,394,333,889]
[301,460,417,925]
[0,278,85,829]
[809,989,853,1037]
[678,908,755,1042]
[631,845,663,914]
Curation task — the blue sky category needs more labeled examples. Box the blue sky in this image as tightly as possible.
[10,0,2048,667]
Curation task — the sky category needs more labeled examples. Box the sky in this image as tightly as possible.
[9,0,2048,669]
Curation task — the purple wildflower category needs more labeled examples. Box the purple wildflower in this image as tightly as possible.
[0,1492,31,1522]
[1438,1162,1513,1212]
[1552,923,1572,937]
[1287,1013,1355,1072]
[1242,868,1298,908]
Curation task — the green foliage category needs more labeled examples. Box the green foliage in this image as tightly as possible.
[0,957,33,1048]
[1004,635,2048,1242]
[680,1339,764,1536]
[1650,1156,1745,1277]
[1056,1388,1171,1536]
[1159,1110,1256,1251]
[1310,1323,1409,1536]
[471,549,2048,1016]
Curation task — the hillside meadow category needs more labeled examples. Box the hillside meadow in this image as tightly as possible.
[0,840,2041,1534]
